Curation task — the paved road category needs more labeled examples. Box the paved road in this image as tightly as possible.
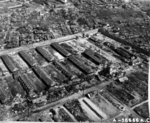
[131,100,148,110]
[32,80,111,113]
[0,29,98,56]
[130,3,150,116]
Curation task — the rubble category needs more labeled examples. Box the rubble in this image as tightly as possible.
[0,0,148,121]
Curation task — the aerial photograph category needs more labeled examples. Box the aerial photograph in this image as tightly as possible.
[0,0,149,122]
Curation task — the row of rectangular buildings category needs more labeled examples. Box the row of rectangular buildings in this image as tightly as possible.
[0,39,110,104]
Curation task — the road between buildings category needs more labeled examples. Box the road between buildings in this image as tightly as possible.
[31,80,111,113]
[0,29,98,56]
[12,80,111,121]
[131,100,148,110]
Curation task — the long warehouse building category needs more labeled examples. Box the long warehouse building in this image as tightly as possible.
[36,47,53,62]
[33,66,54,88]
[51,43,71,57]
[19,51,37,67]
[68,55,91,75]
[1,55,18,73]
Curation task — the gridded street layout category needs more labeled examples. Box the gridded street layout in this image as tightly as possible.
[0,29,148,122]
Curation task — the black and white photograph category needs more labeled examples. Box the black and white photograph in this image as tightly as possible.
[0,0,149,122]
